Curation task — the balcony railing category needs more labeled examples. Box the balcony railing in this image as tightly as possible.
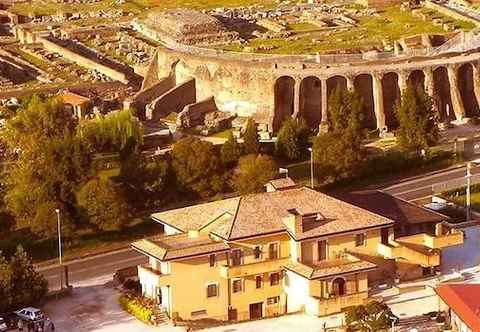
[219,257,290,278]
[137,264,167,285]
[377,242,440,267]
[316,292,368,317]
[396,231,464,250]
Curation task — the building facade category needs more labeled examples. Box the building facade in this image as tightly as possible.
[132,182,464,322]
[436,284,480,332]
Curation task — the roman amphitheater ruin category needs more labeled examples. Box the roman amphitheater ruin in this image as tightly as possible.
[131,4,480,134]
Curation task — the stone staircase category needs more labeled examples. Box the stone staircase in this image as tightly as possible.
[397,315,443,332]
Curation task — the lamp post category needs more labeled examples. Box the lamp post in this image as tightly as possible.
[466,162,472,222]
[55,208,63,290]
[308,147,314,189]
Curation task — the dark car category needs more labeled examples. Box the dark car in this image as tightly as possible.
[0,312,18,329]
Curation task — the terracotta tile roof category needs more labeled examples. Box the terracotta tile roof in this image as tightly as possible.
[436,284,480,332]
[228,187,394,240]
[60,92,90,106]
[152,187,394,241]
[337,190,449,225]
[151,197,240,232]
[132,235,230,261]
[284,258,377,280]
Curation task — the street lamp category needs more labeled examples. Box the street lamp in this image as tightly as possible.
[308,147,314,189]
[279,167,289,178]
[55,208,63,290]
[466,162,472,222]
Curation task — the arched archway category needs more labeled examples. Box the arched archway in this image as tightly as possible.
[354,74,376,129]
[433,67,454,122]
[382,72,400,129]
[299,76,322,129]
[331,277,346,296]
[326,76,347,124]
[408,70,425,91]
[273,76,295,131]
[458,63,479,117]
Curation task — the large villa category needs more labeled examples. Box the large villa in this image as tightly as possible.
[131,179,464,322]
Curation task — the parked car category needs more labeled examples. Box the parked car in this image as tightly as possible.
[0,317,7,332]
[15,307,44,322]
[0,312,18,329]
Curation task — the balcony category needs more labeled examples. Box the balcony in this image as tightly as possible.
[395,230,464,250]
[315,292,368,317]
[377,242,440,267]
[138,264,168,285]
[219,258,291,278]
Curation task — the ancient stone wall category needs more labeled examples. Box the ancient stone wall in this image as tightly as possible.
[146,78,196,121]
[129,75,175,116]
[177,96,218,128]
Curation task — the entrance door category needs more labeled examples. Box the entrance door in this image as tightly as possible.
[249,302,263,320]
[381,228,389,245]
[228,308,238,321]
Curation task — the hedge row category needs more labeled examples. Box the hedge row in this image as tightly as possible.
[118,294,154,323]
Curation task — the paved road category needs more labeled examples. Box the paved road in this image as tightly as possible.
[382,164,480,201]
[39,248,147,290]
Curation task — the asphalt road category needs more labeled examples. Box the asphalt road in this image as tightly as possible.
[38,164,478,288]
[382,164,479,201]
[39,248,147,290]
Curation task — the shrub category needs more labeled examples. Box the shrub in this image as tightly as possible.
[119,294,154,324]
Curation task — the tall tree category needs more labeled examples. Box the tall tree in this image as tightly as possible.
[395,84,438,152]
[233,154,277,194]
[220,132,242,166]
[243,118,260,155]
[313,88,365,181]
[345,301,394,332]
[1,96,91,236]
[275,117,309,161]
[77,178,130,231]
[171,136,225,198]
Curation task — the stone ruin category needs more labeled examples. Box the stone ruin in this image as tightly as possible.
[176,96,235,135]
[140,9,239,46]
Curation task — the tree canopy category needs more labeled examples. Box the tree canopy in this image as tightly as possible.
[233,154,277,194]
[0,246,48,313]
[220,132,242,166]
[313,88,365,182]
[275,117,309,161]
[345,301,394,332]
[171,136,225,198]
[395,83,438,152]
[243,118,260,155]
[1,96,91,236]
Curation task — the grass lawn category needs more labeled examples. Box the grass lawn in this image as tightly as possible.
[441,185,480,212]
[10,0,276,16]
[219,5,471,54]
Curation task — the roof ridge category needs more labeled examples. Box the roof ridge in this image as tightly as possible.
[227,196,243,240]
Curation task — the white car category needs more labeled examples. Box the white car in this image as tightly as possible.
[15,307,44,321]
[0,317,7,332]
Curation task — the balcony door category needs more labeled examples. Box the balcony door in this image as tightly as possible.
[318,240,327,262]
[332,277,346,296]
[230,249,242,266]
[381,228,389,245]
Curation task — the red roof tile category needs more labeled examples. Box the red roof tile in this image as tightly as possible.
[436,284,480,332]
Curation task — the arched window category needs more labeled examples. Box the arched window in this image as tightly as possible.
[332,277,346,296]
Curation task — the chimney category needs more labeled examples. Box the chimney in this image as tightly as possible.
[283,209,303,236]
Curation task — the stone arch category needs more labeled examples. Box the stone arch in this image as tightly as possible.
[299,76,322,129]
[382,72,400,129]
[458,62,479,118]
[408,70,425,91]
[433,66,455,122]
[354,74,376,129]
[331,277,346,296]
[273,76,295,131]
[326,75,347,97]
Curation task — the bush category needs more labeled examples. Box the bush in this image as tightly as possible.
[119,294,154,324]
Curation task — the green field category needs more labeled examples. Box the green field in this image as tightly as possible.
[219,6,475,55]
[10,0,276,16]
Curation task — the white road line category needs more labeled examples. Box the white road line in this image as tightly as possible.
[384,167,466,191]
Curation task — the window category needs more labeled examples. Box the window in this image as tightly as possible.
[191,310,207,318]
[206,283,218,298]
[232,279,243,293]
[318,240,327,261]
[253,245,262,259]
[230,249,242,266]
[255,275,262,289]
[355,233,366,247]
[270,272,280,286]
[267,296,280,305]
[268,243,279,260]
[209,254,216,267]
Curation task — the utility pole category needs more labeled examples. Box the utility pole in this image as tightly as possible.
[308,147,314,189]
[55,208,63,290]
[466,162,472,222]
